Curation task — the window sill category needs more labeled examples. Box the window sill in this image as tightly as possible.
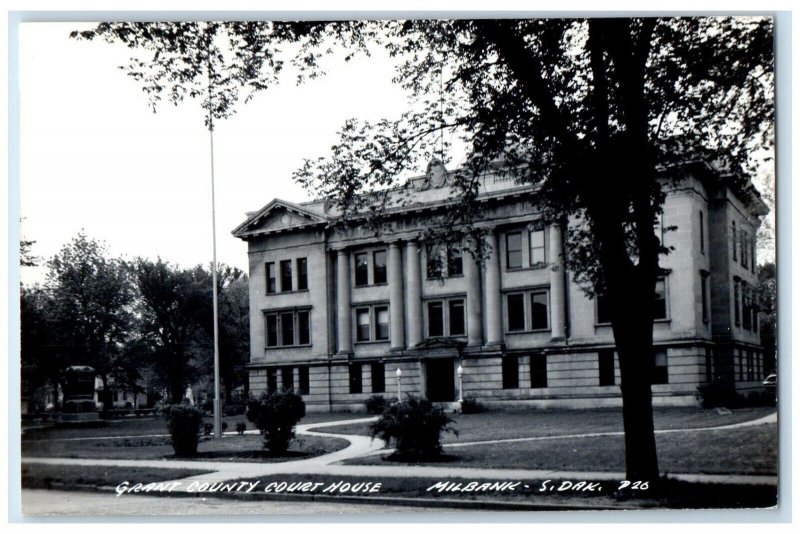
[355,283,388,289]
[426,274,464,281]
[505,265,548,273]
[505,328,551,335]
[265,344,312,350]
[266,289,309,296]
[354,339,390,345]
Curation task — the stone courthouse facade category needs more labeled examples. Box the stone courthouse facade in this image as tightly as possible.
[232,161,768,411]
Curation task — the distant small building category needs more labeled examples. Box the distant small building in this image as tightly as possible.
[233,160,768,411]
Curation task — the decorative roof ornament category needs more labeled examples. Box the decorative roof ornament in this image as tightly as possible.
[426,158,448,189]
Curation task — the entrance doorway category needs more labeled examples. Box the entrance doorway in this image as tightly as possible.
[425,358,455,402]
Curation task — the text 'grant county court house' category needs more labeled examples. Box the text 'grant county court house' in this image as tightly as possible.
[232,161,768,411]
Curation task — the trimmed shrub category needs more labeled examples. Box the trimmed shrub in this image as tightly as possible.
[696,383,743,409]
[246,390,306,454]
[235,422,247,435]
[364,395,389,415]
[460,398,486,414]
[164,404,204,457]
[371,396,457,460]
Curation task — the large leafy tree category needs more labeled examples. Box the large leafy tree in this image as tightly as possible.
[74,17,773,481]
[20,285,62,411]
[130,258,213,403]
[45,232,135,408]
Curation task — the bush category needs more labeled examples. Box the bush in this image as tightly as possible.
[235,422,247,435]
[460,398,486,414]
[371,396,457,461]
[364,395,389,415]
[246,390,306,454]
[203,422,213,436]
[164,404,204,457]
[696,383,742,409]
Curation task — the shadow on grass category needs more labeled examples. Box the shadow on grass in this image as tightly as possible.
[166,450,313,461]
[379,452,461,464]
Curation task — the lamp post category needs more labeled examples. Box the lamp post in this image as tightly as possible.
[395,367,402,401]
[457,364,464,405]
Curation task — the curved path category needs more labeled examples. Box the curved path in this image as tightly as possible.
[21,412,777,489]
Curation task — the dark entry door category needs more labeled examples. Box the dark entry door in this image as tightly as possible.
[426,358,455,402]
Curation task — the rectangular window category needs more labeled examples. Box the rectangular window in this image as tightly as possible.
[280,260,292,292]
[297,310,310,345]
[502,355,519,389]
[741,230,748,268]
[267,368,277,393]
[596,293,612,324]
[297,258,308,291]
[732,221,737,260]
[506,232,522,269]
[529,228,546,265]
[447,246,463,276]
[281,366,294,391]
[599,349,615,386]
[699,211,705,254]
[266,262,277,294]
[356,308,371,342]
[733,278,741,326]
[654,277,667,320]
[373,250,387,285]
[280,311,294,346]
[355,253,369,286]
[701,271,710,323]
[449,300,466,336]
[428,302,444,337]
[530,354,548,388]
[426,246,442,278]
[371,362,385,394]
[375,306,389,340]
[298,366,310,395]
[507,294,526,331]
[266,314,278,347]
[652,350,669,385]
[349,364,362,394]
[738,349,744,381]
[751,239,756,273]
[530,291,549,330]
[742,282,751,331]
[266,309,310,347]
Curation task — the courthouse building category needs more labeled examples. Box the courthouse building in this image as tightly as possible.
[232,160,768,410]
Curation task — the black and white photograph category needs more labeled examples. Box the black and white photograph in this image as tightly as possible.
[10,5,786,521]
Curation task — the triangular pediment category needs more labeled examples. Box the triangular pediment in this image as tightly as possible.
[232,199,327,238]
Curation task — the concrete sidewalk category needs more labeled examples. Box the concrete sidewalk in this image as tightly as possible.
[21,412,777,489]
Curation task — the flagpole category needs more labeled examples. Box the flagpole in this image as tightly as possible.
[210,122,222,439]
[207,29,222,439]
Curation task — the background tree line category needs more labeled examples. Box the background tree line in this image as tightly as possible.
[20,232,249,412]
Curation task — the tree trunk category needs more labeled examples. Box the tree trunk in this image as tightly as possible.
[615,321,660,482]
[169,352,184,404]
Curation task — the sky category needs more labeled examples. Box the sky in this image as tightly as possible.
[18,22,419,286]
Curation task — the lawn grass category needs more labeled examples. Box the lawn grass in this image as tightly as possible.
[21,411,369,441]
[21,464,213,490]
[22,432,350,463]
[317,406,776,443]
[346,425,777,475]
[217,473,776,509]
